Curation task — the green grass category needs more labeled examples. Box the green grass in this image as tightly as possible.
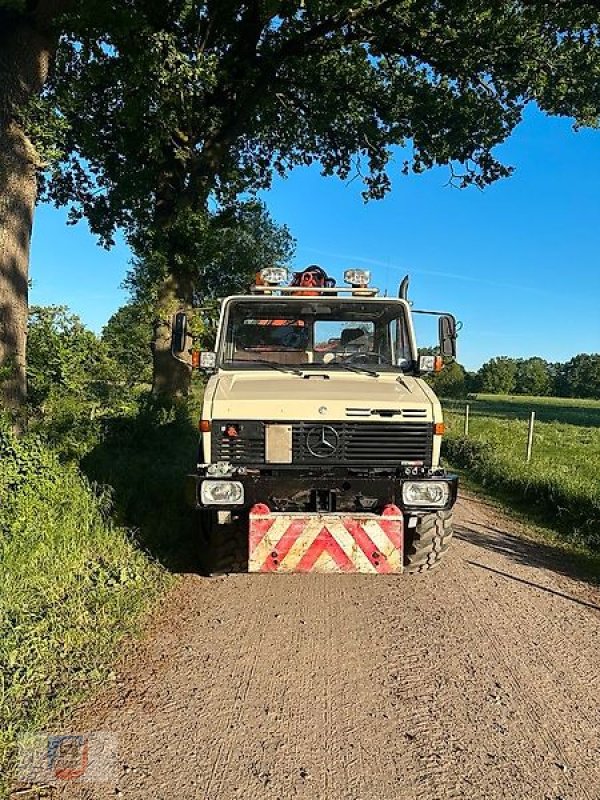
[442,396,600,549]
[0,390,206,796]
[473,393,600,408]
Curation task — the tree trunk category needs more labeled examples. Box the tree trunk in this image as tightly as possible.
[0,121,36,417]
[151,273,194,402]
[0,11,56,419]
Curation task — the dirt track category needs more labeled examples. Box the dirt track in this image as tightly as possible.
[58,495,600,800]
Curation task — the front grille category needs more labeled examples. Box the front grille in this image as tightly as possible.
[212,420,432,466]
[292,422,432,465]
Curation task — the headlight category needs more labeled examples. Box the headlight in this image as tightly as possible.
[200,480,244,505]
[402,481,450,508]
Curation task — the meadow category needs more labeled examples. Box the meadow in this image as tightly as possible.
[446,393,600,427]
[442,395,600,549]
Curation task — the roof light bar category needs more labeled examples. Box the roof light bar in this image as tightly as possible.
[250,285,379,296]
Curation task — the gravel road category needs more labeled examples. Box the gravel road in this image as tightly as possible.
[57,495,600,800]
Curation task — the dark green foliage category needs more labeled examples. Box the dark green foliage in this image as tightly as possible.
[127,199,295,319]
[194,201,295,300]
[32,2,600,397]
[26,306,138,459]
[44,1,600,246]
[478,356,518,394]
[557,353,600,399]
[28,305,118,403]
[426,360,468,398]
[81,395,201,570]
[101,301,154,386]
[514,357,551,396]
[474,354,600,399]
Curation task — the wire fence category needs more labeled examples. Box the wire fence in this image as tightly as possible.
[444,399,538,463]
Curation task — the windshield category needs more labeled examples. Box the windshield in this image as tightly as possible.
[219,299,414,372]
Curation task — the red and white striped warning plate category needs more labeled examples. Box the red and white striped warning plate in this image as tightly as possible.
[249,504,403,574]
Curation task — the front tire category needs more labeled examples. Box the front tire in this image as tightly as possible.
[404,511,453,573]
[197,510,248,576]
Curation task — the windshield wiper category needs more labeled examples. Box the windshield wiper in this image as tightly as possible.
[335,363,380,378]
[246,359,303,376]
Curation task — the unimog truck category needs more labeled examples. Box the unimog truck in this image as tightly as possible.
[175,266,458,575]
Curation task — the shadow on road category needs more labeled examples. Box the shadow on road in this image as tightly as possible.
[455,523,600,591]
[464,558,600,612]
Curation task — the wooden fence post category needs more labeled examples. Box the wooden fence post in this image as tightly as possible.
[526,411,535,462]
[464,404,470,437]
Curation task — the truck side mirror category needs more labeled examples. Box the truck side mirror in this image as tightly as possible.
[439,314,457,359]
[171,312,188,354]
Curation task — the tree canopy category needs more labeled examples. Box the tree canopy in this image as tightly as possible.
[45,0,600,246]
[558,353,600,398]
[101,301,154,386]
[514,356,552,396]
[126,199,295,308]
[478,356,518,394]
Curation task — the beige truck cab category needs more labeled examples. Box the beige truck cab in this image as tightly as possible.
[179,267,458,575]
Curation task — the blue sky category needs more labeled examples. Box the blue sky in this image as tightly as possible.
[30,105,599,371]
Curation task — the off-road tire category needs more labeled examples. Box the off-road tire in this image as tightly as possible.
[403,511,453,573]
[197,510,248,576]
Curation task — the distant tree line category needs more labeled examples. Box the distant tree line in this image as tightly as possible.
[428,354,600,400]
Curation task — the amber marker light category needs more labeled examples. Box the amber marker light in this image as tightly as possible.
[191,350,201,369]
[434,423,445,436]
[199,420,211,433]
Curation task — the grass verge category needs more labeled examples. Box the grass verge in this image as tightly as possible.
[0,414,176,796]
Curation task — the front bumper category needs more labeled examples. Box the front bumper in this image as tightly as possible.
[186,468,458,515]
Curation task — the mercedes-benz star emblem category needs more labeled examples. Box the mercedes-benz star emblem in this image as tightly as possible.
[306,425,340,458]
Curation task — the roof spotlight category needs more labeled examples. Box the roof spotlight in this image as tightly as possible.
[344,269,371,287]
[260,267,288,285]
